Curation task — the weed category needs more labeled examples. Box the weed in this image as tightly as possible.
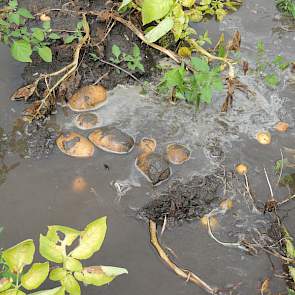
[276,0,295,18]
[0,217,127,294]
[159,57,223,107]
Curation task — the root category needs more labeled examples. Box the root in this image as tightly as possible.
[149,220,219,295]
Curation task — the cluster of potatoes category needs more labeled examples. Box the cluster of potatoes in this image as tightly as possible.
[57,85,191,185]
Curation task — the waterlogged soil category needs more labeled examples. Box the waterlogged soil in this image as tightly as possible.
[1,1,295,295]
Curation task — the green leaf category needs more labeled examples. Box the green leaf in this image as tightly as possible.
[49,268,67,282]
[42,21,51,31]
[0,278,13,292]
[200,85,212,103]
[48,33,61,40]
[288,289,295,295]
[70,217,107,260]
[264,74,279,88]
[0,289,26,295]
[145,17,174,43]
[38,46,52,63]
[32,28,45,41]
[63,257,82,272]
[28,286,65,295]
[46,226,80,246]
[142,0,173,25]
[180,0,195,7]
[7,13,20,25]
[289,266,295,282]
[17,8,34,19]
[191,57,209,72]
[2,240,35,273]
[8,0,18,9]
[61,274,80,295]
[74,266,128,286]
[119,0,132,11]
[112,45,121,59]
[21,262,49,290]
[63,35,76,44]
[39,235,63,263]
[133,44,140,57]
[10,40,32,63]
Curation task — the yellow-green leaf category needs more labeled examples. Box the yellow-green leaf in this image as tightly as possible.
[142,0,173,25]
[0,289,26,295]
[63,257,82,272]
[49,268,67,282]
[61,275,80,295]
[21,262,49,290]
[180,0,195,7]
[70,217,107,260]
[39,235,63,263]
[46,226,80,246]
[28,286,65,295]
[2,240,35,273]
[74,266,128,286]
[0,278,13,292]
[145,17,174,43]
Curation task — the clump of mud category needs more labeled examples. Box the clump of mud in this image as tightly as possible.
[138,173,223,225]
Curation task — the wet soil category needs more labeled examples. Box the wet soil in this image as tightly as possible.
[1,1,295,295]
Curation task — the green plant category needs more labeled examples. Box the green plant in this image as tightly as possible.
[255,40,289,89]
[0,217,127,295]
[159,56,223,107]
[63,21,84,44]
[276,0,295,18]
[0,0,59,62]
[283,227,295,293]
[119,0,242,43]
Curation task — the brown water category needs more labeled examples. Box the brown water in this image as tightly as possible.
[1,1,295,294]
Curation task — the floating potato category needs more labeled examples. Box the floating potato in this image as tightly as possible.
[256,131,271,145]
[135,153,171,186]
[235,163,248,175]
[220,199,233,210]
[68,85,107,112]
[40,14,51,22]
[56,132,94,158]
[138,137,157,154]
[74,112,100,130]
[72,176,87,193]
[166,143,191,165]
[274,121,289,133]
[89,126,135,154]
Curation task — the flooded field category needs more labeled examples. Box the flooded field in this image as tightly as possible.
[0,0,295,294]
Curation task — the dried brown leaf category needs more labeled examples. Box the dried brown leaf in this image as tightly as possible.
[227,31,241,51]
[260,277,270,295]
[10,83,36,101]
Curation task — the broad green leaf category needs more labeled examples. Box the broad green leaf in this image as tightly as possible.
[10,40,32,63]
[28,286,65,295]
[49,268,67,282]
[21,262,49,290]
[264,74,279,88]
[145,17,174,43]
[42,21,51,31]
[188,9,203,22]
[8,13,20,25]
[48,33,61,40]
[191,57,209,72]
[63,257,82,272]
[142,0,173,25]
[2,240,35,273]
[39,235,63,263]
[61,274,80,295]
[46,226,80,246]
[111,45,121,59]
[32,28,44,41]
[180,0,195,7]
[38,46,52,63]
[17,8,34,19]
[0,278,13,292]
[64,35,76,44]
[133,44,140,57]
[200,85,212,103]
[0,289,26,295]
[289,266,295,282]
[288,289,295,295]
[119,0,132,11]
[70,217,107,260]
[8,0,18,9]
[74,266,128,286]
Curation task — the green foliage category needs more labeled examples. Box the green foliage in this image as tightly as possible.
[255,40,289,89]
[0,217,127,295]
[0,1,56,62]
[276,0,295,18]
[283,227,295,293]
[159,57,223,107]
[63,21,83,44]
[119,0,243,43]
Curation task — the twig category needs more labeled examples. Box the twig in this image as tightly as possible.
[149,220,218,295]
[278,194,295,207]
[276,149,284,187]
[264,168,274,199]
[93,71,109,85]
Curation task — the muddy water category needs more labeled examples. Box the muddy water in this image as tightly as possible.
[1,1,295,295]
